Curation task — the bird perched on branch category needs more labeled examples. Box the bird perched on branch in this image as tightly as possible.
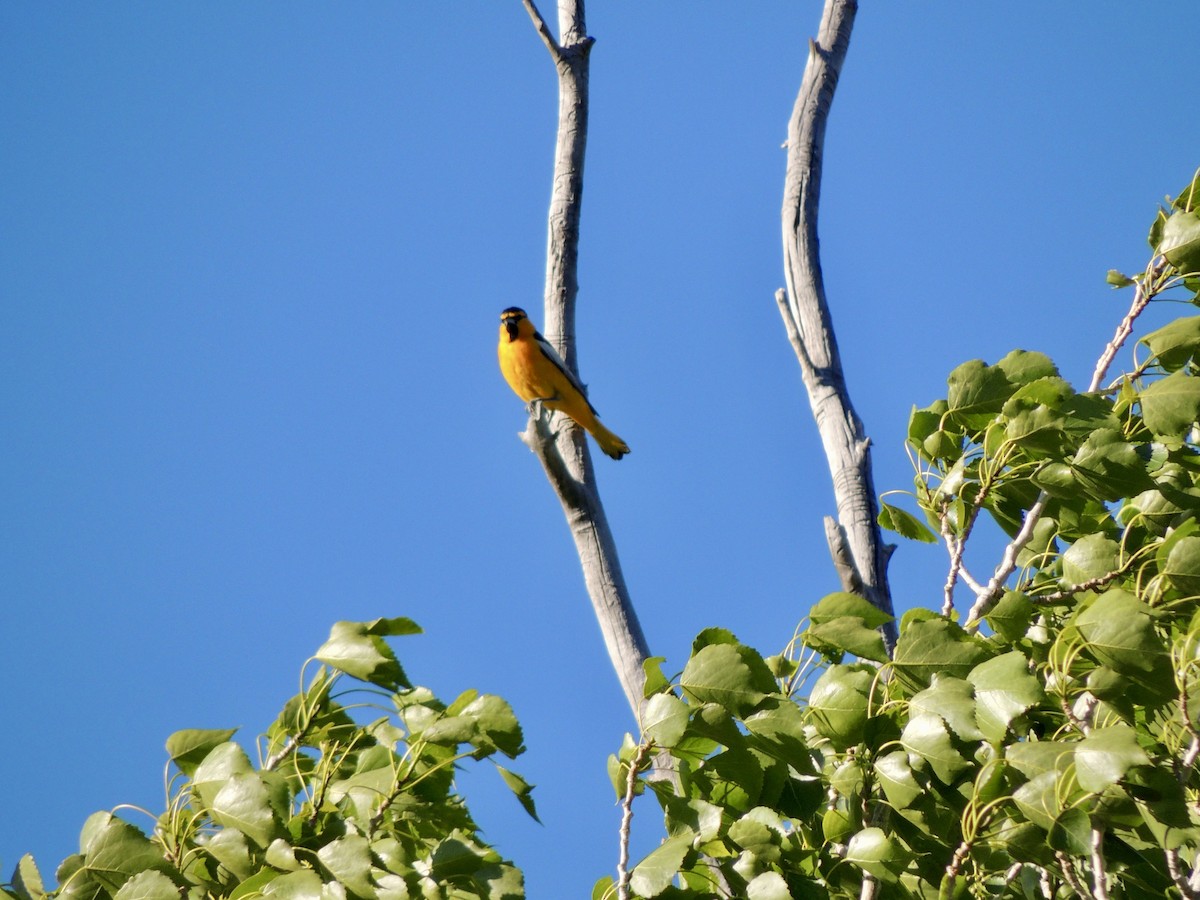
[497,306,630,460]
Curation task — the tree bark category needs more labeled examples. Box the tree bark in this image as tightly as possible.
[521,0,651,717]
[777,0,897,651]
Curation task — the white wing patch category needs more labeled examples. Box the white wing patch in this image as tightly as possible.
[534,330,598,415]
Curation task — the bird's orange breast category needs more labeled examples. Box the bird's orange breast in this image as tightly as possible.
[498,334,551,403]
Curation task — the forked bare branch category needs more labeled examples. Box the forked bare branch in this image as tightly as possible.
[520,0,650,717]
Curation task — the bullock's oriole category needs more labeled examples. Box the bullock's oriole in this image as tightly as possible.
[497,306,630,460]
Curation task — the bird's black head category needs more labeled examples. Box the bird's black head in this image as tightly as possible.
[500,307,527,341]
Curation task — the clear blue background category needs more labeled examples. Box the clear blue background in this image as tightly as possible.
[3,3,1198,896]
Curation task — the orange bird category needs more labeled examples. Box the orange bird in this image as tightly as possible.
[497,307,630,460]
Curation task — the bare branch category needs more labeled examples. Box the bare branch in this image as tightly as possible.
[1166,848,1200,900]
[778,0,896,651]
[616,742,652,900]
[521,0,650,717]
[1091,256,1169,393]
[521,0,562,60]
[1090,828,1110,900]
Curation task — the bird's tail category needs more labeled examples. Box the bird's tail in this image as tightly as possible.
[588,421,630,460]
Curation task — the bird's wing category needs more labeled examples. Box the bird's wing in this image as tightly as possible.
[534,330,598,415]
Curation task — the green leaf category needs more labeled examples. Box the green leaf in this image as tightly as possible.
[746,871,791,900]
[701,747,764,812]
[892,617,992,693]
[910,675,984,741]
[1107,269,1135,288]
[430,832,492,880]
[261,869,323,900]
[11,855,45,900]
[264,840,301,871]
[112,871,179,900]
[360,616,422,637]
[984,591,1033,641]
[1048,807,1092,856]
[806,618,889,664]
[1075,589,1168,678]
[924,429,963,461]
[1006,741,1076,781]
[879,502,937,543]
[1140,370,1200,438]
[1074,725,1151,793]
[78,814,167,892]
[874,750,923,811]
[967,651,1043,743]
[1069,429,1152,501]
[642,693,690,748]
[316,835,374,898]
[946,359,1013,425]
[1032,461,1077,498]
[844,827,906,884]
[228,868,282,900]
[203,828,255,880]
[691,627,740,652]
[315,620,410,690]
[743,701,812,766]
[996,349,1058,386]
[460,693,524,757]
[1158,209,1200,273]
[1164,534,1200,596]
[165,728,239,777]
[210,773,279,849]
[496,765,540,823]
[662,796,724,843]
[642,656,670,697]
[629,832,693,898]
[908,404,943,447]
[729,810,782,855]
[810,592,895,629]
[1011,771,1063,832]
[1004,404,1067,456]
[680,642,775,718]
[1140,317,1200,372]
[1061,533,1120,585]
[900,714,970,784]
[806,665,873,750]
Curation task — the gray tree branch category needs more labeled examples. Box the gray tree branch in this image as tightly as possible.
[521,0,650,718]
[777,0,897,651]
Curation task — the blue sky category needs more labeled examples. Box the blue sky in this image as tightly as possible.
[3,3,1198,896]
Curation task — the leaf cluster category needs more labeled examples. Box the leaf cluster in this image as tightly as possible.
[4,619,535,900]
[606,172,1200,898]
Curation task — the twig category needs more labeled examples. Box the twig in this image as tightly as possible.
[944,837,972,886]
[1033,566,1129,604]
[1166,848,1200,900]
[520,0,562,59]
[1056,850,1093,899]
[964,494,1048,628]
[1091,256,1169,393]
[1090,828,1109,900]
[616,742,652,900]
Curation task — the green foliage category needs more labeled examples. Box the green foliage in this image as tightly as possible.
[607,173,1200,897]
[3,619,533,900]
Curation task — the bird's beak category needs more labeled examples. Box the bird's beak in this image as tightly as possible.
[504,319,519,340]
